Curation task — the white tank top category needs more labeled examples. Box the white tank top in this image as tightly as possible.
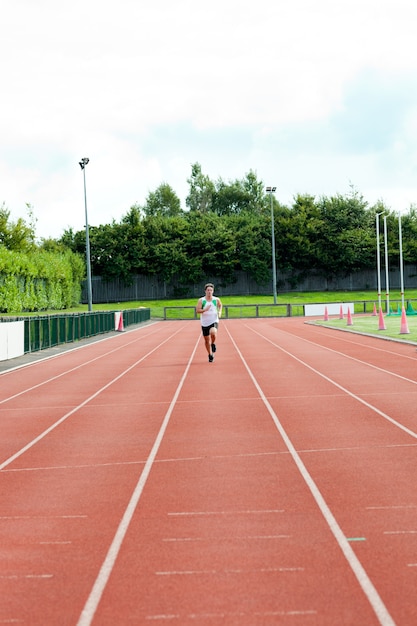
[200,297,219,326]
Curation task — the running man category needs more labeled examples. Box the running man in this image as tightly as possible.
[196,283,222,362]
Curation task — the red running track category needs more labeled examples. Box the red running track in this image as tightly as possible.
[1,318,417,625]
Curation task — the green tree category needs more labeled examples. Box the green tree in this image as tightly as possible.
[186,162,215,213]
[314,190,375,275]
[232,213,271,284]
[142,183,182,217]
[400,205,417,263]
[0,203,36,252]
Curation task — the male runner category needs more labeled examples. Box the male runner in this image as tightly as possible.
[196,283,222,362]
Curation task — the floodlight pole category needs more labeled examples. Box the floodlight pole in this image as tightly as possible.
[376,212,383,311]
[399,212,405,310]
[383,215,389,314]
[79,158,93,312]
[266,186,277,304]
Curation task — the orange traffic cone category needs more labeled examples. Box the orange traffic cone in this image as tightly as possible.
[372,303,377,316]
[400,307,410,334]
[347,307,353,326]
[324,306,329,321]
[339,305,344,319]
[378,308,386,330]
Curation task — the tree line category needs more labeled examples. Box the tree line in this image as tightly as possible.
[2,164,417,306]
[58,164,417,289]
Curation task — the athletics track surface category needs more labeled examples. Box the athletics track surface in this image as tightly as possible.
[1,317,417,626]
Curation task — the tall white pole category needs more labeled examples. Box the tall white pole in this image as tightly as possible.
[79,158,93,312]
[399,212,405,310]
[376,213,382,311]
[383,215,389,314]
[266,186,277,304]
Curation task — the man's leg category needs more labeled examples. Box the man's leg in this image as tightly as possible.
[204,334,211,355]
[210,326,217,351]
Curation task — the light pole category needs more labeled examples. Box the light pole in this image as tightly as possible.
[383,214,389,314]
[376,212,383,312]
[79,157,93,312]
[399,212,405,310]
[266,186,277,304]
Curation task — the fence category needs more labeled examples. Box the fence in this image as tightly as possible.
[0,308,150,356]
[163,299,417,320]
[82,266,417,303]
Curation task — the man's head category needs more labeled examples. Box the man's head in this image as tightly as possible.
[204,283,214,294]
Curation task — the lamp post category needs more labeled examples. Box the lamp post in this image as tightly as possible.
[79,157,93,312]
[376,212,383,312]
[399,212,405,310]
[266,186,277,304]
[383,214,389,314]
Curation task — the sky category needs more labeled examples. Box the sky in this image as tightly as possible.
[2,0,417,240]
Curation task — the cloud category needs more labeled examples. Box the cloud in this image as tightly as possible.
[2,0,417,239]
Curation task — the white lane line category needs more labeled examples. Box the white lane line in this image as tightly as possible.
[145,610,317,620]
[0,328,183,472]
[247,325,417,440]
[76,335,200,626]
[155,566,303,576]
[367,505,417,510]
[167,509,284,516]
[38,541,72,545]
[226,326,396,626]
[0,574,53,579]
[0,515,87,520]
[384,530,417,535]
[162,535,290,542]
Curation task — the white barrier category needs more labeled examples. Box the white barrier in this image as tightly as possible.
[0,321,25,361]
[114,311,124,332]
[304,303,354,317]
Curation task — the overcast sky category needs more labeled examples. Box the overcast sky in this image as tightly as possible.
[2,0,417,240]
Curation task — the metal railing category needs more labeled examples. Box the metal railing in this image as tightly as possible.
[163,300,417,320]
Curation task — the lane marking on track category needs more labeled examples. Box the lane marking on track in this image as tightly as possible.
[167,509,284,516]
[76,335,200,626]
[0,324,174,404]
[367,505,417,510]
[162,535,290,542]
[247,325,417,440]
[384,530,417,535]
[0,328,184,472]
[0,574,53,579]
[226,326,396,626]
[145,610,318,620]
[38,541,72,545]
[0,515,87,520]
[4,442,417,475]
[155,566,304,576]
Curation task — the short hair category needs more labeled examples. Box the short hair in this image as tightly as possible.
[204,283,214,290]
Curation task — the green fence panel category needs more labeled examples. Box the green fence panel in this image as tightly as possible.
[22,308,150,354]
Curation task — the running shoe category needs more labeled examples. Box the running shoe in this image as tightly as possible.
[208,354,214,363]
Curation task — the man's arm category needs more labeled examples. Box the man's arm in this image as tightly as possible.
[217,298,223,318]
[196,298,206,315]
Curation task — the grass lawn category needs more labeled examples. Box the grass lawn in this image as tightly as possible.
[313,309,417,345]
